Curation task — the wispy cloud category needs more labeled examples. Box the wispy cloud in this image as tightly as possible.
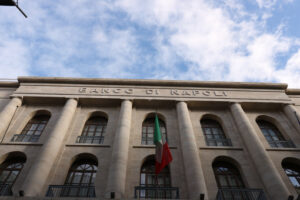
[255,0,294,8]
[0,0,299,88]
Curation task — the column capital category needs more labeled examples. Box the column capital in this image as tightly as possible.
[228,101,239,105]
[11,96,23,100]
[121,98,133,102]
[281,102,295,107]
[175,100,187,105]
[67,97,79,101]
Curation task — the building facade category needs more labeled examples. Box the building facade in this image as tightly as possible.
[0,76,299,200]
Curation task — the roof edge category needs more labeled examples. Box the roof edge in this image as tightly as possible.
[286,89,300,95]
[18,76,288,90]
[0,81,19,87]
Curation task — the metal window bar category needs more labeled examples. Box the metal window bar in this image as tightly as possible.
[46,185,96,198]
[216,188,267,200]
[205,138,232,147]
[268,140,296,148]
[134,186,179,199]
[11,134,40,142]
[76,136,104,144]
[0,183,12,196]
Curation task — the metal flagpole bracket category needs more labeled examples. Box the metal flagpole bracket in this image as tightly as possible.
[0,0,27,18]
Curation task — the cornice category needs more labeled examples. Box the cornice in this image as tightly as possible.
[0,81,19,88]
[286,89,300,95]
[18,76,288,90]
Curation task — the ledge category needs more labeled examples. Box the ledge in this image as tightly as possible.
[0,142,43,146]
[199,146,243,151]
[286,89,300,95]
[18,76,288,90]
[266,148,300,152]
[133,145,177,149]
[66,144,111,148]
[0,81,19,87]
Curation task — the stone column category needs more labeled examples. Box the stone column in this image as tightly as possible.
[283,104,300,134]
[21,98,78,196]
[0,97,22,140]
[176,101,207,199]
[230,102,290,200]
[105,99,132,198]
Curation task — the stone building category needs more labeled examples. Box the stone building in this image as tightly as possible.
[0,76,299,200]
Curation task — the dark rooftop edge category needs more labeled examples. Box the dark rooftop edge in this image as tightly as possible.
[17,76,288,90]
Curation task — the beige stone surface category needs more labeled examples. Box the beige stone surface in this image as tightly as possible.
[0,77,299,200]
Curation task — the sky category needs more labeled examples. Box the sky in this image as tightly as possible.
[0,0,300,88]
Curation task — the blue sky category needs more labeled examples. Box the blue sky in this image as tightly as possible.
[1,0,300,87]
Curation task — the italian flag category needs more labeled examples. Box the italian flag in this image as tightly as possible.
[154,114,173,174]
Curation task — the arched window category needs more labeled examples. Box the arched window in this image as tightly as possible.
[282,161,300,193]
[256,120,294,148]
[139,156,171,199]
[142,117,167,145]
[213,161,245,189]
[62,158,97,197]
[0,154,26,196]
[12,115,50,142]
[77,116,107,144]
[213,161,246,199]
[201,119,231,146]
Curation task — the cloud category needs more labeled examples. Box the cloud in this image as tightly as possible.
[0,39,29,78]
[114,0,300,86]
[275,49,300,88]
[0,0,299,88]
[92,28,141,78]
[255,0,294,8]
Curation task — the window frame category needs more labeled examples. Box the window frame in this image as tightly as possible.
[62,159,98,197]
[139,157,171,199]
[201,119,231,146]
[257,120,290,148]
[78,116,107,144]
[15,115,50,142]
[213,161,245,189]
[282,162,300,193]
[0,157,26,196]
[141,118,167,145]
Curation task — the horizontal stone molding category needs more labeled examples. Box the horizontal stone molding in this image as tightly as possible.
[0,142,43,146]
[266,148,300,152]
[132,145,177,149]
[199,147,243,151]
[18,76,288,89]
[14,84,291,102]
[66,144,111,148]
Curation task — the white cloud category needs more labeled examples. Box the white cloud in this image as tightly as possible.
[115,0,300,86]
[275,49,300,88]
[92,28,140,78]
[0,0,299,88]
[0,39,29,78]
[255,0,294,8]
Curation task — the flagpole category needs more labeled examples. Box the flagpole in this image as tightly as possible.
[154,108,159,198]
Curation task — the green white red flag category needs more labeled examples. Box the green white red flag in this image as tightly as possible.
[153,114,173,174]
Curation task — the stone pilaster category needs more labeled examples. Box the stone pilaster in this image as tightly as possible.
[230,102,290,200]
[176,101,207,199]
[105,99,132,198]
[21,98,78,196]
[283,104,300,134]
[0,97,22,140]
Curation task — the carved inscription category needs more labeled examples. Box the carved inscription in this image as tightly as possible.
[78,87,227,97]
[170,89,226,96]
[79,88,133,94]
